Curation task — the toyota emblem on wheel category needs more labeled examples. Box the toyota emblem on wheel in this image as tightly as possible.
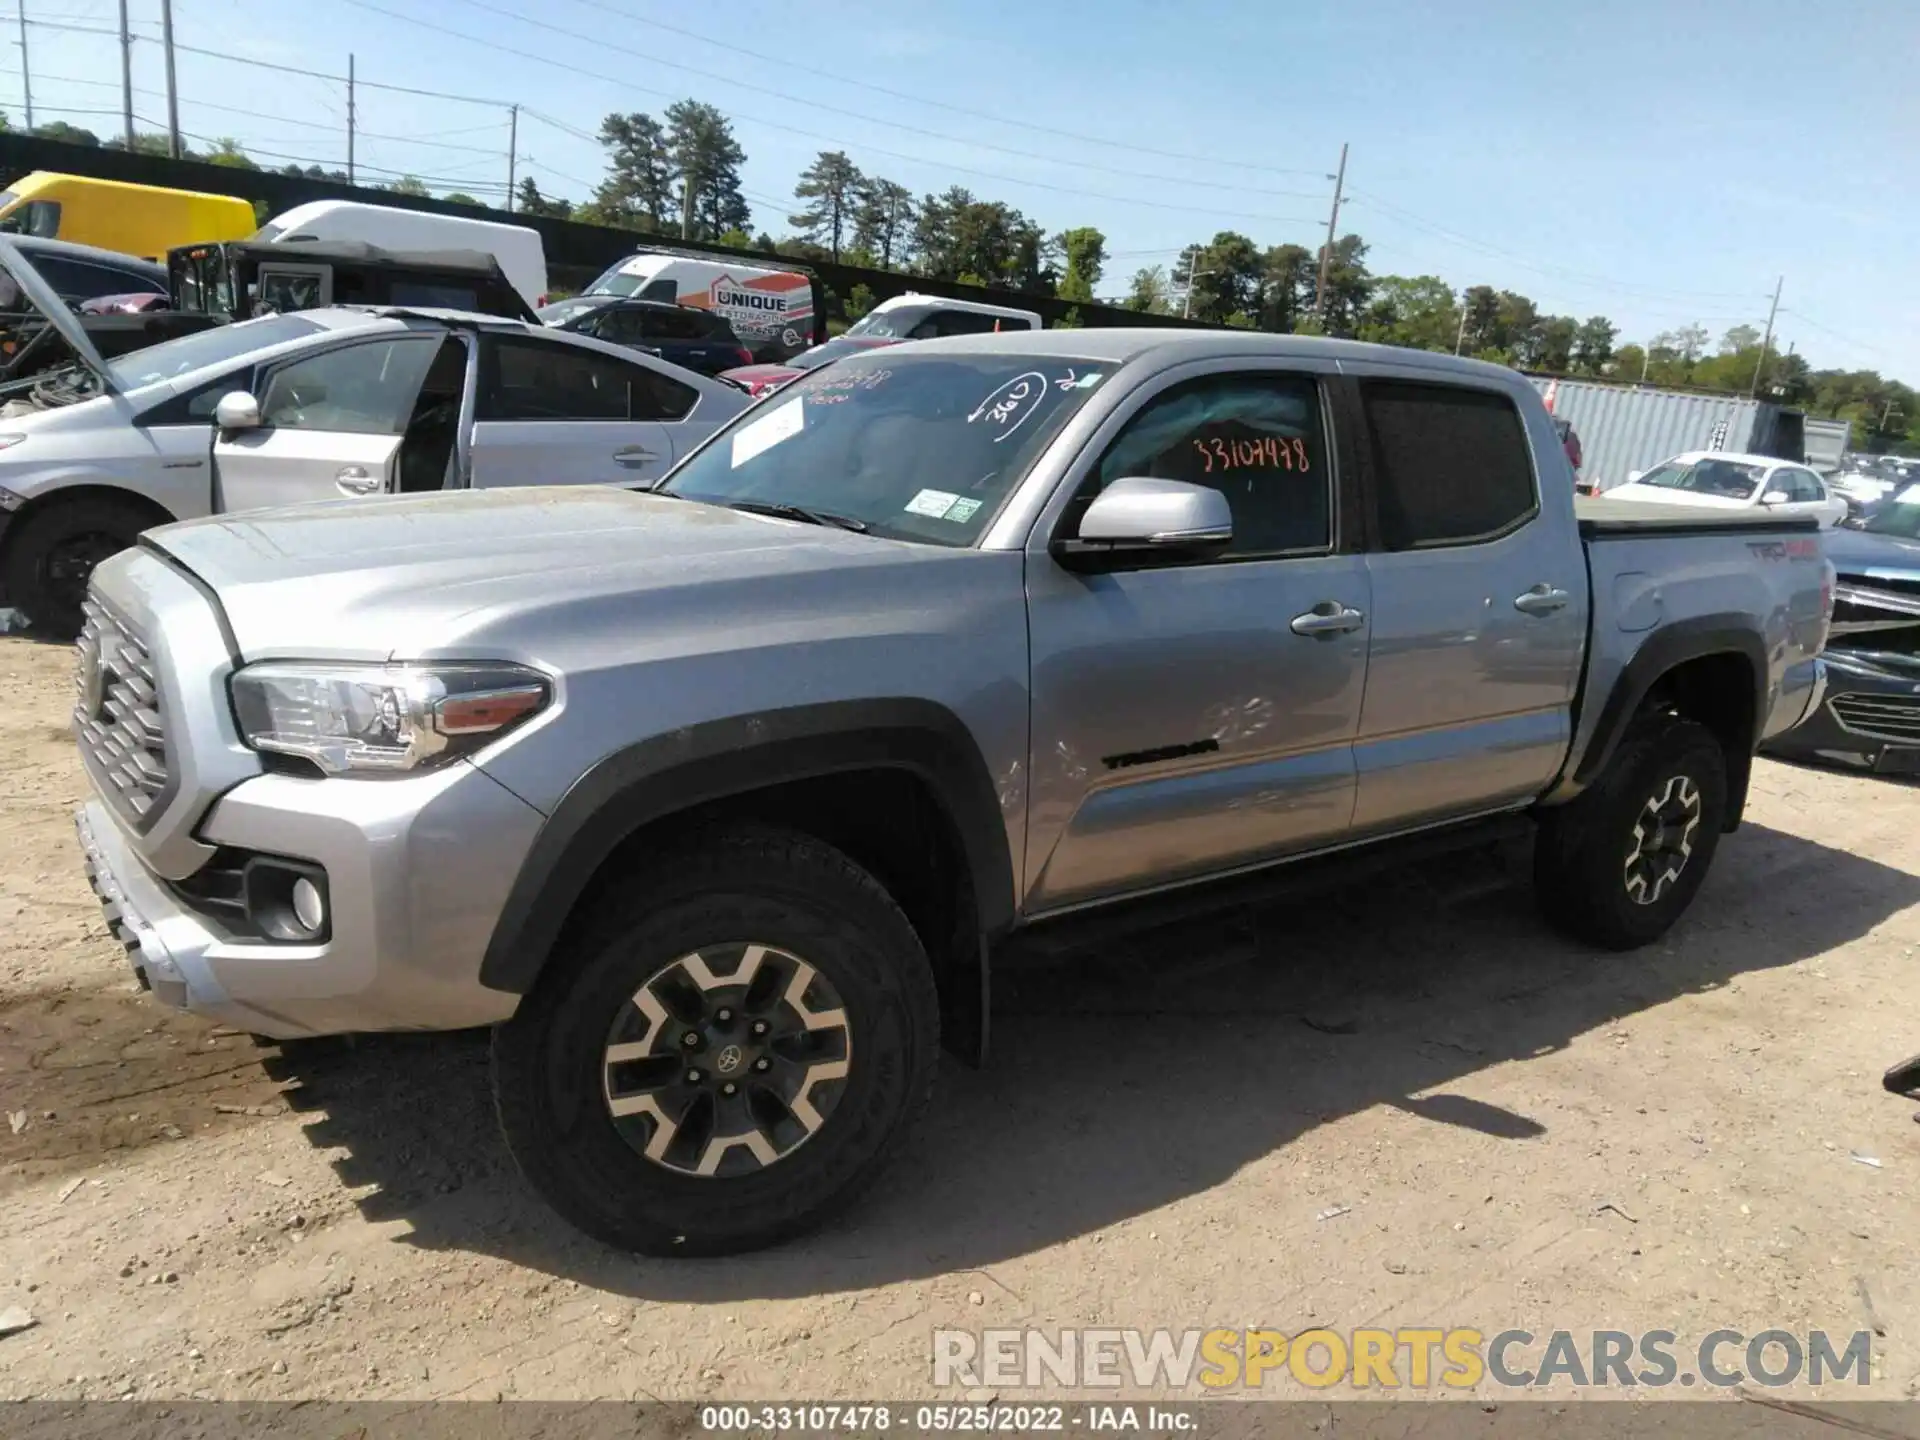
[716,1044,743,1074]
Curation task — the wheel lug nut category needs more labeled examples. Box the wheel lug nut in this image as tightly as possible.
[722,1082,737,1096]
[716,1008,732,1022]
[751,1021,768,1036]
[686,1069,702,1084]
[754,1057,770,1072]
[681,1032,699,1048]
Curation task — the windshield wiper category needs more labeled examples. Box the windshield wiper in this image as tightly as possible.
[724,499,869,533]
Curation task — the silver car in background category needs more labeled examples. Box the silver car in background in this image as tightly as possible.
[0,235,747,635]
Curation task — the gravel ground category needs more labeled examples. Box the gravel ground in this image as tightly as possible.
[1,629,1917,1404]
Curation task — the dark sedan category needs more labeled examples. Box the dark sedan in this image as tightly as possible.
[537,296,753,378]
[1765,496,1920,775]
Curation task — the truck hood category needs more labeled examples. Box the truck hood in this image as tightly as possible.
[142,485,893,658]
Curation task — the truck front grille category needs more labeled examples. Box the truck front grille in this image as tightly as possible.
[74,596,173,824]
[1829,691,1920,746]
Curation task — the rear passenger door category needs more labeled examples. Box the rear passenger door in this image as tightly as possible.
[1344,370,1588,833]
[467,334,698,488]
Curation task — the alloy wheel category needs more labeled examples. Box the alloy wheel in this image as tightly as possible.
[1622,774,1702,907]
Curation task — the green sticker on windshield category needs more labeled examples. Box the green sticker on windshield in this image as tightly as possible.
[904,489,982,523]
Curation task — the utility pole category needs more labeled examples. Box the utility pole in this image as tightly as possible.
[505,104,518,213]
[16,2,31,131]
[1749,273,1783,398]
[1179,259,1213,319]
[680,170,693,239]
[1454,293,1469,355]
[346,53,355,184]
[1311,141,1349,327]
[160,0,180,158]
[117,0,133,147]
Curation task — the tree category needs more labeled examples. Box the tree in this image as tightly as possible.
[1536,315,1578,373]
[1458,285,1501,355]
[1256,243,1315,333]
[203,137,257,169]
[1573,315,1616,375]
[1174,232,1262,324]
[442,192,482,207]
[31,120,101,147]
[279,162,349,182]
[664,99,749,241]
[386,175,431,197]
[911,187,1049,290]
[515,177,573,219]
[1125,264,1171,314]
[789,150,863,262]
[852,178,914,269]
[845,283,876,321]
[1611,343,1648,383]
[1356,274,1457,352]
[105,131,178,157]
[594,112,673,231]
[1720,323,1761,355]
[1055,226,1106,304]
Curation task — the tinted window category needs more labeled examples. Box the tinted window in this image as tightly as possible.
[30,255,164,301]
[1073,373,1330,557]
[479,335,696,422]
[1363,382,1537,550]
[1778,468,1824,502]
[261,338,440,434]
[645,308,707,341]
[662,351,1113,547]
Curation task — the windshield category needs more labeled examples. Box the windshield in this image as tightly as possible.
[786,335,890,372]
[1864,487,1920,540]
[662,351,1111,546]
[1634,458,1767,500]
[538,297,606,325]
[583,256,664,299]
[846,307,928,340]
[105,314,322,390]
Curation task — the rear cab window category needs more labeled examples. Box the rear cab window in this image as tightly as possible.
[1361,380,1538,549]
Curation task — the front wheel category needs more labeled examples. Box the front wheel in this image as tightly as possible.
[2,495,159,638]
[1534,715,1729,950]
[491,825,940,1256]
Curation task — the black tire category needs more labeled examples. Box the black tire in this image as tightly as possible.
[491,824,941,1256]
[2,495,160,639]
[1534,715,1728,950]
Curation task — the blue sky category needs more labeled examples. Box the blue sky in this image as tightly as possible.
[13,0,1919,380]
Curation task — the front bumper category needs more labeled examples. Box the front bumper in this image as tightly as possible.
[76,759,544,1038]
[1763,651,1920,776]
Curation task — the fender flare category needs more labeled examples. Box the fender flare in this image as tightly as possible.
[477,699,1013,1053]
[1571,614,1768,823]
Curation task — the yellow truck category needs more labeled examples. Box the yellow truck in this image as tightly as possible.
[0,171,255,260]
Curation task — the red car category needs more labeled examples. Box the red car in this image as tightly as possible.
[724,334,897,398]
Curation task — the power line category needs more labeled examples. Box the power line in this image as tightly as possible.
[1777,309,1886,359]
[336,0,1328,229]
[436,0,1332,204]
[556,0,1330,182]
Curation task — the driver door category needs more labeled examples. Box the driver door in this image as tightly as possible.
[213,335,441,513]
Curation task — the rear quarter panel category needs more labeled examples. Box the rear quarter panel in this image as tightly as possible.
[1558,522,1831,797]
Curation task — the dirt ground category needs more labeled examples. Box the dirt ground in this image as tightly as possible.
[2,627,1918,1405]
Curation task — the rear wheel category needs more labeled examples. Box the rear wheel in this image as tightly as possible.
[2,495,161,638]
[491,825,940,1256]
[1535,715,1728,950]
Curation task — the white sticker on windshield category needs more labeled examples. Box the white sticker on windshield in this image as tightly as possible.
[945,497,983,523]
[730,397,804,468]
[1901,484,1920,504]
[905,488,963,518]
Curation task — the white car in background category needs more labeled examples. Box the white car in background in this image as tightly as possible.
[1605,450,1848,528]
[0,236,746,636]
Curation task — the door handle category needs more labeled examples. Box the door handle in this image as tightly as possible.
[334,465,380,495]
[1290,602,1367,637]
[1514,584,1572,616]
[612,447,657,467]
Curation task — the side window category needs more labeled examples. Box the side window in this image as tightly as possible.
[1362,381,1538,550]
[24,201,60,238]
[935,310,1006,337]
[139,374,242,427]
[1785,469,1824,502]
[479,335,697,422]
[591,309,646,345]
[1069,372,1332,559]
[32,256,160,301]
[650,308,705,340]
[259,338,440,434]
[630,362,698,422]
[639,278,678,303]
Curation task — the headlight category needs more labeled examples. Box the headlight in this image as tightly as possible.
[229,662,550,775]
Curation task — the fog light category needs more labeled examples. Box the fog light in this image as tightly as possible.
[291,876,325,933]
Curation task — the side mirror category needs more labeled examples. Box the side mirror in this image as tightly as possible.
[1625,469,1645,485]
[1053,477,1233,572]
[213,391,261,431]
[1761,490,1790,506]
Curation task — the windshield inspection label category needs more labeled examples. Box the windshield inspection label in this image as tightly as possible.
[905,489,982,523]
[731,397,805,468]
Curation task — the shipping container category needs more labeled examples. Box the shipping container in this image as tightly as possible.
[1527,377,1804,493]
[1801,416,1852,474]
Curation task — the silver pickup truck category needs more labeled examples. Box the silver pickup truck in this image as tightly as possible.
[69,331,1832,1255]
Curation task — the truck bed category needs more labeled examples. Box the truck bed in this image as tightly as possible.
[1575,495,1821,537]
